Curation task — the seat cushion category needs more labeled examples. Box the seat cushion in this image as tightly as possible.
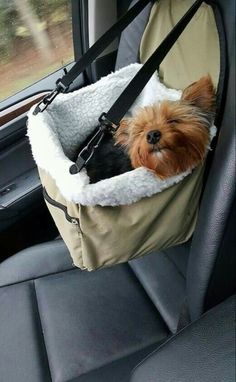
[0,241,168,382]
[131,295,236,382]
[0,281,51,382]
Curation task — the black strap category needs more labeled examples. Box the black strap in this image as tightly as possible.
[71,0,204,173]
[105,0,204,126]
[33,0,152,115]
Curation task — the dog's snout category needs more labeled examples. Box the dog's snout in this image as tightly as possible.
[147,130,162,144]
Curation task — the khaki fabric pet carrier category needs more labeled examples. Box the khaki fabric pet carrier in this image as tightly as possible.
[28,0,220,270]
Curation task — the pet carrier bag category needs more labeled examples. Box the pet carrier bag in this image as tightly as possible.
[27,0,221,270]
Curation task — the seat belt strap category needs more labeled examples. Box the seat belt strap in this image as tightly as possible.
[33,0,152,115]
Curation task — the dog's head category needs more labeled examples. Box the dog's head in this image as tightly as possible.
[115,76,216,179]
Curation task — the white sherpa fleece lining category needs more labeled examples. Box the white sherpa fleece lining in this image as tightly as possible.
[27,63,216,206]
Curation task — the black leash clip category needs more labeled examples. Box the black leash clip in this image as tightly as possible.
[33,89,60,115]
[69,126,105,174]
[98,113,120,134]
[69,113,120,174]
[33,73,69,116]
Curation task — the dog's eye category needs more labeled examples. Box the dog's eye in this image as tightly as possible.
[167,119,180,124]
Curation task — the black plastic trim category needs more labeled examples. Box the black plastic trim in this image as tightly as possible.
[0,116,27,150]
[79,0,92,83]
[90,50,117,82]
[72,0,83,61]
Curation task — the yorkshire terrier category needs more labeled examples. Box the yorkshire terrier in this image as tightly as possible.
[86,76,215,183]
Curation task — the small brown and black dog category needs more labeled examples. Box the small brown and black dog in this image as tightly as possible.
[86,76,215,183]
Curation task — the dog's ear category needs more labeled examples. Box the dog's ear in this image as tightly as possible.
[115,119,130,147]
[181,75,215,113]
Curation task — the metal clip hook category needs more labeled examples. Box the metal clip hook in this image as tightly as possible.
[69,127,106,174]
[33,89,60,115]
[33,69,69,115]
[98,112,120,133]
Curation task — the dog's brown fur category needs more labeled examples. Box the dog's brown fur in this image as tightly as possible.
[115,76,215,179]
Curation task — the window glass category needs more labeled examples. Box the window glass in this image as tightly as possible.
[0,0,74,101]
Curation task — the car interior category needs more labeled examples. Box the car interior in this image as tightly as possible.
[0,1,235,381]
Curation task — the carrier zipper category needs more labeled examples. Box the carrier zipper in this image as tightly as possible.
[43,187,80,229]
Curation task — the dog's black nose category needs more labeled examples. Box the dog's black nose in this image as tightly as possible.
[146,130,162,144]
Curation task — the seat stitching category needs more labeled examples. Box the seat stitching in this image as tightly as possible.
[162,251,186,279]
[32,280,53,382]
[0,266,78,289]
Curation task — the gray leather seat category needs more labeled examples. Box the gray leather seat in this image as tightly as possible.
[0,0,235,381]
[0,240,168,382]
[131,294,236,382]
[118,0,236,330]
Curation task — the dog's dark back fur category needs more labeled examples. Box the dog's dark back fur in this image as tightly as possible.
[85,133,133,183]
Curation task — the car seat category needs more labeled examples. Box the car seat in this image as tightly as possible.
[117,0,235,330]
[0,1,235,381]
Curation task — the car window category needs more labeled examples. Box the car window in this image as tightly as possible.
[0,0,74,102]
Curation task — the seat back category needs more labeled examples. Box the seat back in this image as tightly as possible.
[116,0,236,322]
[186,0,236,320]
